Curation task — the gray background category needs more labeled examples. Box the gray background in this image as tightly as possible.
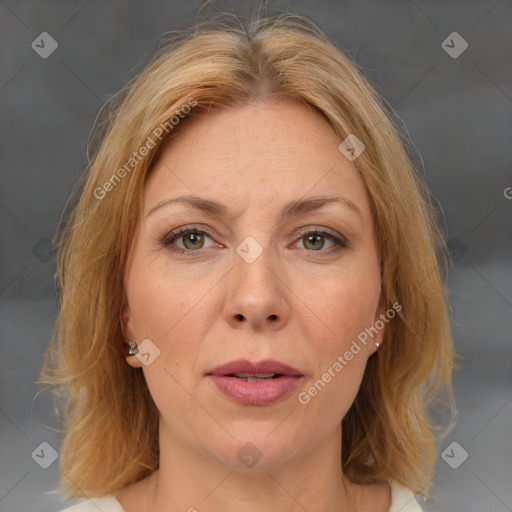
[1,1,511,511]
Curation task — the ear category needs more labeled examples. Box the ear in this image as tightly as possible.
[122,306,143,369]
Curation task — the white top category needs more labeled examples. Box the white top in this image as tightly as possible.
[57,481,423,511]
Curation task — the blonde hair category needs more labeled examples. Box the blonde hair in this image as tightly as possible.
[40,10,456,499]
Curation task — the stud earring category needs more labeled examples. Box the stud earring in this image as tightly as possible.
[125,341,139,355]
[375,342,380,348]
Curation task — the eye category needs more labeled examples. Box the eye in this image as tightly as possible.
[161,226,349,257]
[162,227,216,255]
[293,228,349,254]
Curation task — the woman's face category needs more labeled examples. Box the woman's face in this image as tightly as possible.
[123,100,385,470]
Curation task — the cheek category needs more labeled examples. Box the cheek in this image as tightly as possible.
[126,257,210,426]
[296,265,381,412]
[334,281,380,344]
[127,250,202,339]
[126,252,219,386]
[303,266,381,353]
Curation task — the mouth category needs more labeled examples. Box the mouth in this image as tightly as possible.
[206,359,303,378]
[224,372,283,382]
[206,359,304,405]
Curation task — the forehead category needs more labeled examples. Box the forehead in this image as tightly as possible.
[144,101,372,220]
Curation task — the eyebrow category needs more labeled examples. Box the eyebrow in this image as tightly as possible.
[146,194,362,221]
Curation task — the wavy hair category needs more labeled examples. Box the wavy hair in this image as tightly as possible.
[40,10,457,499]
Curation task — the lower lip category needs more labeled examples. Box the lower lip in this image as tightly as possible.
[207,375,304,405]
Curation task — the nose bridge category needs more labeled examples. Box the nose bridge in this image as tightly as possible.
[224,232,289,331]
[232,233,279,297]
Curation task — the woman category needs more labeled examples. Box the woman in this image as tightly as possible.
[41,10,456,512]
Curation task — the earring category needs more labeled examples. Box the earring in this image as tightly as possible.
[125,341,139,355]
[375,342,380,348]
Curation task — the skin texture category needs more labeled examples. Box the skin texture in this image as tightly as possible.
[118,101,390,511]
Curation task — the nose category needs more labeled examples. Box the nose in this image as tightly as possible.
[222,245,291,333]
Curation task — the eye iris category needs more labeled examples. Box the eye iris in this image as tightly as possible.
[183,232,204,250]
[304,234,324,250]
[170,230,337,252]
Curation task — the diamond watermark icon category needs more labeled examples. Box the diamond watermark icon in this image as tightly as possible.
[338,134,365,161]
[237,442,262,468]
[31,32,58,59]
[32,237,54,263]
[441,441,468,469]
[447,236,468,264]
[135,339,161,366]
[31,441,58,469]
[236,236,263,264]
[441,32,468,59]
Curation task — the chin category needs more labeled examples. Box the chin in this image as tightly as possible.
[207,426,304,472]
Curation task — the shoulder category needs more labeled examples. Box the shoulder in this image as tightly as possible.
[389,481,424,512]
[57,496,125,512]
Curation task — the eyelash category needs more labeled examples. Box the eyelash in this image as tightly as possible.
[161,225,349,257]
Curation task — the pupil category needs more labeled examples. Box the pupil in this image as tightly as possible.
[185,233,203,249]
[306,234,323,250]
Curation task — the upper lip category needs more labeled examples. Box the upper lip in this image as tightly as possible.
[207,359,303,377]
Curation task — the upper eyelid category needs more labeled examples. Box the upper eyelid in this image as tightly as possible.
[165,224,342,238]
[163,225,347,247]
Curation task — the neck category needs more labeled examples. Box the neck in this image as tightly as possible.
[145,421,360,512]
